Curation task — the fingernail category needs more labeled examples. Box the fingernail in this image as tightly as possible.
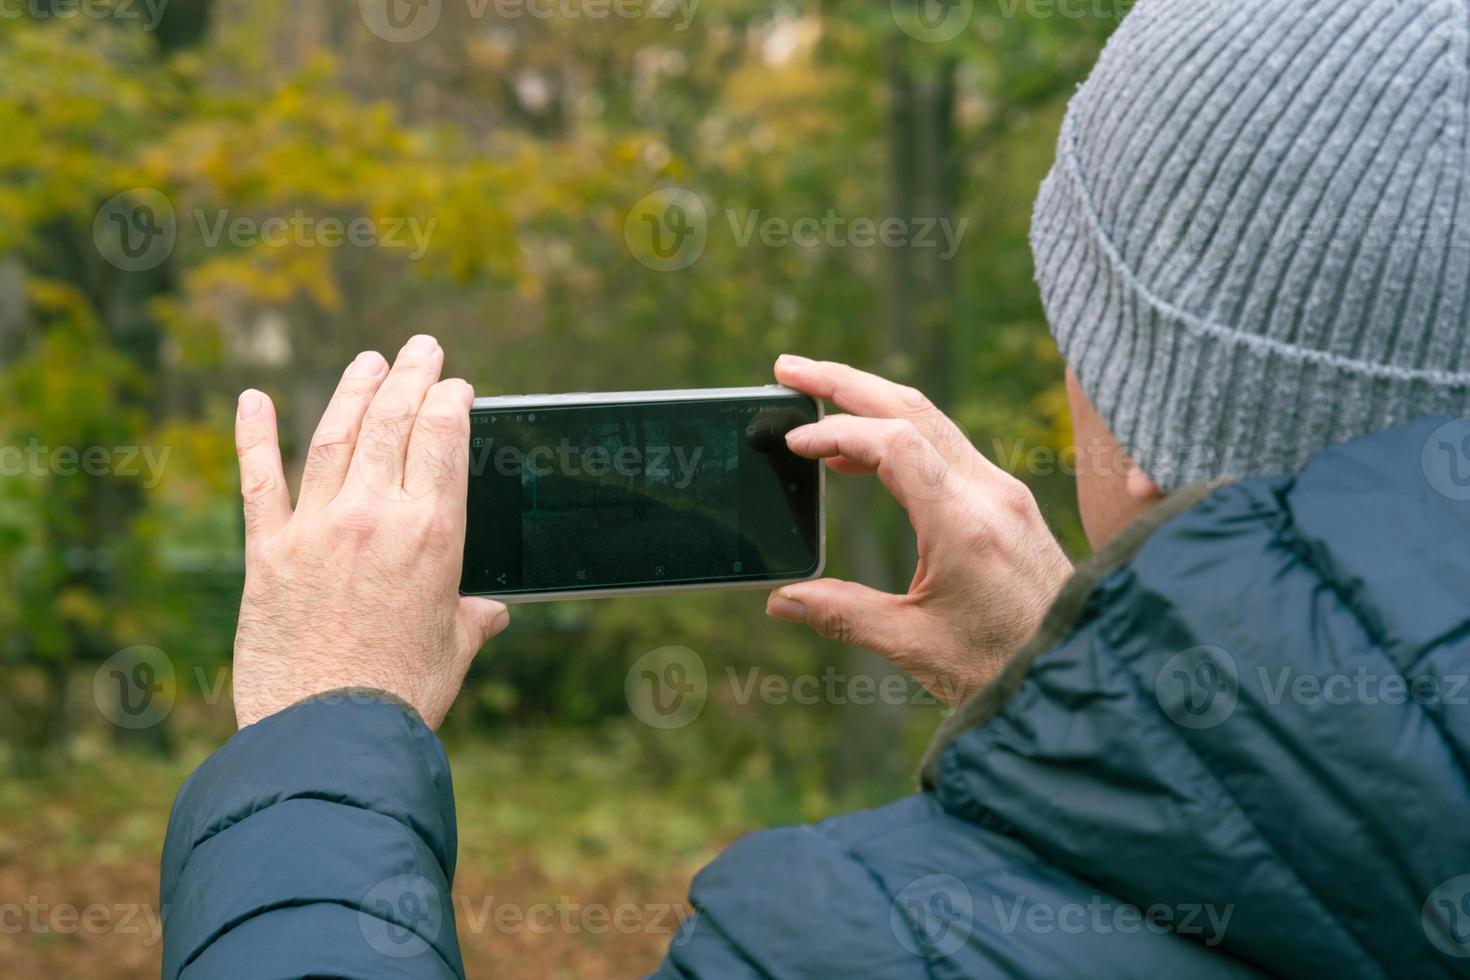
[768,594,808,623]
[347,351,386,378]
[491,606,510,634]
[238,389,265,418]
[777,354,813,368]
[405,334,439,355]
[785,424,814,445]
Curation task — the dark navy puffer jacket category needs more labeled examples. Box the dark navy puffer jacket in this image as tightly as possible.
[162,417,1470,978]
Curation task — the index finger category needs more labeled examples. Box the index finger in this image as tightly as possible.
[785,414,962,531]
[404,378,475,504]
[350,334,444,497]
[774,355,975,466]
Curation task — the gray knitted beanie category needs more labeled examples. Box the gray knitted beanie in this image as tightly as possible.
[1031,0,1470,490]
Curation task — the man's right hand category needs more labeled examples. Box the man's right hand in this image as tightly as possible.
[766,356,1074,707]
[230,335,509,730]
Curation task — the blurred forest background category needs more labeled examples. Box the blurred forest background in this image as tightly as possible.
[0,0,1115,975]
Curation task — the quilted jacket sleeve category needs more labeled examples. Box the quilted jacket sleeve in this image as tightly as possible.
[159,695,464,980]
[648,821,932,980]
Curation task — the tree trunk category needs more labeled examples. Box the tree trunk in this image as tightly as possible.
[828,34,962,797]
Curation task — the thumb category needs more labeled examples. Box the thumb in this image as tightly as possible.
[457,595,510,656]
[767,578,911,655]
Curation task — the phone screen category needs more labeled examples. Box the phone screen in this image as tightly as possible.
[461,392,822,597]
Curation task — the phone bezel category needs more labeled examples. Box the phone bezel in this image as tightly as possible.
[464,385,826,602]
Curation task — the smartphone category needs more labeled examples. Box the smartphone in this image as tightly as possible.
[461,386,825,600]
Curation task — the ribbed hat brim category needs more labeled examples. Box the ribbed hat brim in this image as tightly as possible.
[1031,120,1470,490]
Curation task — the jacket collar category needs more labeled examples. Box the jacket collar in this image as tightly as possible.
[917,481,1219,788]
